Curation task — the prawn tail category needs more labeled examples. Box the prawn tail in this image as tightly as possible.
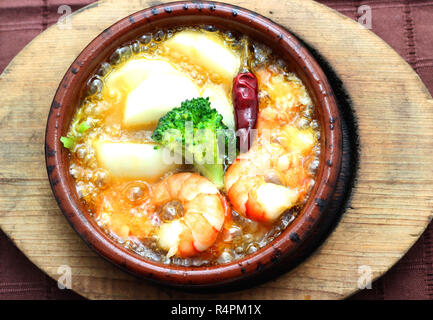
[184,212,219,252]
[245,196,267,223]
[177,226,199,258]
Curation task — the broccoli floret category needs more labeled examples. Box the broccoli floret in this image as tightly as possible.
[152,97,235,189]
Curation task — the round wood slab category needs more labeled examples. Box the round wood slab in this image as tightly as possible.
[1,0,432,300]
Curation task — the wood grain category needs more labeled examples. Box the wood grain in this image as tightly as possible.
[0,0,432,300]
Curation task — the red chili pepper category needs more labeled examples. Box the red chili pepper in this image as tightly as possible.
[232,71,258,152]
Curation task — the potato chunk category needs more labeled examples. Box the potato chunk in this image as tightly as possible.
[202,84,235,130]
[102,58,199,128]
[95,141,178,180]
[164,30,240,85]
[104,59,177,93]
[124,72,199,127]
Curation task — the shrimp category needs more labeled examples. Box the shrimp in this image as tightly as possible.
[95,173,230,258]
[153,173,230,258]
[225,142,311,223]
[224,65,318,223]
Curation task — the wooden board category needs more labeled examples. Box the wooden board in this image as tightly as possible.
[0,0,432,300]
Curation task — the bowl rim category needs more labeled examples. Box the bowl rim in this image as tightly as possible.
[45,0,342,288]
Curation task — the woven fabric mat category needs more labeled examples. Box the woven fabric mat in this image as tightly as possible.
[0,0,432,300]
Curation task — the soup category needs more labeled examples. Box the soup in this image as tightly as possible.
[61,26,321,266]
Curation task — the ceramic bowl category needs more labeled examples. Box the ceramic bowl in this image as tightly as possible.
[45,1,342,289]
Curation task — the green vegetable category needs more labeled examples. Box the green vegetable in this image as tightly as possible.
[77,121,91,133]
[60,136,75,150]
[61,120,92,150]
[152,97,235,189]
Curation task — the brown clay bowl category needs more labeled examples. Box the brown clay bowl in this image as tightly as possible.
[45,1,342,289]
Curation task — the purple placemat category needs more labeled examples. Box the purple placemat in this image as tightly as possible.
[0,0,432,300]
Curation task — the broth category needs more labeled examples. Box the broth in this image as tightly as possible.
[63,26,321,266]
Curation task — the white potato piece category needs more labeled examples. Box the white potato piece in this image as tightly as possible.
[104,59,177,93]
[124,72,199,127]
[95,141,178,180]
[202,84,235,130]
[164,30,240,84]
